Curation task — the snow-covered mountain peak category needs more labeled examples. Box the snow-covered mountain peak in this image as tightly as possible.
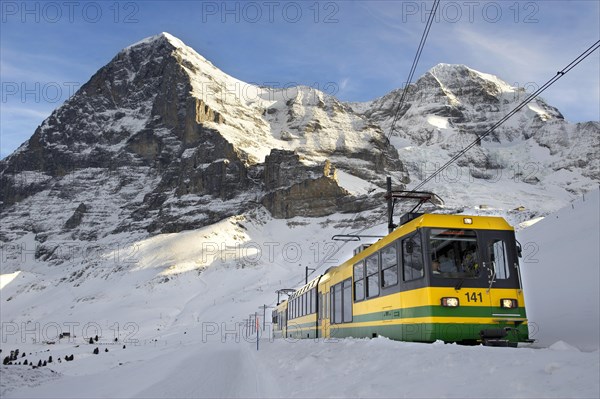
[124,31,186,52]
[428,63,516,94]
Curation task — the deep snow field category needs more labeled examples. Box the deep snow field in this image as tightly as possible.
[1,190,598,398]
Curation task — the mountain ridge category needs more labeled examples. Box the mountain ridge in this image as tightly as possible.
[0,32,597,252]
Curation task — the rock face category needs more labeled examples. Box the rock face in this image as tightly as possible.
[0,34,597,258]
[261,150,354,218]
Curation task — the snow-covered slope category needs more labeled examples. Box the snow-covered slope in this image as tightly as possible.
[1,201,598,398]
[519,188,600,351]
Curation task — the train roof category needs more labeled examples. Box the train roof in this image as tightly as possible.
[325,213,514,277]
[290,275,321,299]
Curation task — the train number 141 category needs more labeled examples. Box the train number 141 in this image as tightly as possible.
[464,292,483,302]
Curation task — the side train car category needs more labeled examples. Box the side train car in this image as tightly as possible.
[272,213,532,346]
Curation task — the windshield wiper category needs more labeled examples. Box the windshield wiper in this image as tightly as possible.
[454,279,464,290]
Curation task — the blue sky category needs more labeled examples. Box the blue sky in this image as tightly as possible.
[1,0,599,158]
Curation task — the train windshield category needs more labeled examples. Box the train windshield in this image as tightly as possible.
[428,229,481,278]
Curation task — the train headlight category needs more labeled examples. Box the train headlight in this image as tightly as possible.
[463,218,473,224]
[501,299,518,309]
[441,297,459,307]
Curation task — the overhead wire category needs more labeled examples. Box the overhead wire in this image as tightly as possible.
[387,0,441,144]
[357,41,600,235]
[411,39,600,192]
[302,0,443,280]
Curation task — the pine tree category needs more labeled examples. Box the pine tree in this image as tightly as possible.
[93,347,99,355]
[104,348,108,352]
[43,361,47,366]
[89,337,94,344]
[94,335,99,342]
[37,359,42,367]
[48,356,53,363]
[23,359,28,365]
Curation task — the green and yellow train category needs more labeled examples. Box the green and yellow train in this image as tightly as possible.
[273,212,532,346]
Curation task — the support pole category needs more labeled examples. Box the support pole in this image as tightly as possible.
[386,176,394,234]
[305,267,316,284]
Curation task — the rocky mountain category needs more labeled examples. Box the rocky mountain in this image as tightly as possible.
[0,33,598,273]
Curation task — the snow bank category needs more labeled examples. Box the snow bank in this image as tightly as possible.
[519,188,600,351]
[3,337,598,398]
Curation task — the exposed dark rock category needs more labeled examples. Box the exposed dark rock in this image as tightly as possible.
[64,203,88,229]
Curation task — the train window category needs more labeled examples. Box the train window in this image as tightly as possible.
[334,283,343,324]
[366,255,380,298]
[343,279,352,323]
[354,261,365,301]
[312,288,317,314]
[303,293,307,316]
[304,293,308,316]
[381,243,399,288]
[429,229,480,278]
[330,290,334,321]
[403,234,424,281]
[318,292,322,320]
[489,239,510,279]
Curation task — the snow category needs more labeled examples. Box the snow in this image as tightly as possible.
[2,337,598,398]
[519,188,600,352]
[124,32,185,51]
[336,170,380,195]
[0,271,21,290]
[426,115,450,129]
[1,192,599,398]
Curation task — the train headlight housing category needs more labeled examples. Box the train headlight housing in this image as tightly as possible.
[441,297,459,307]
[463,218,473,225]
[501,299,518,309]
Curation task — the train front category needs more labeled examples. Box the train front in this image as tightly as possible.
[418,217,532,346]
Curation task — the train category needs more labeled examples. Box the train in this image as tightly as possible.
[272,186,532,347]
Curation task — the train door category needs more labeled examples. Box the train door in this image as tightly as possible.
[320,289,330,339]
[479,231,520,308]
